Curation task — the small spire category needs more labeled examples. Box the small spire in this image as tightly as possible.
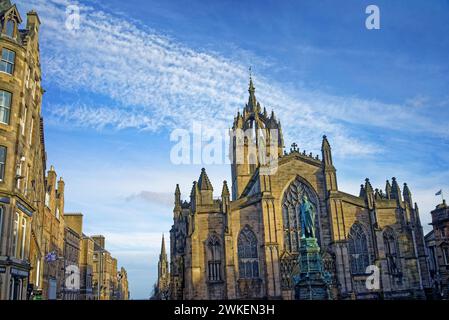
[249,66,255,94]
[175,184,181,207]
[385,180,392,198]
[403,183,412,205]
[198,168,213,191]
[160,234,166,257]
[247,71,257,112]
[365,178,374,194]
[222,180,230,198]
[359,184,366,198]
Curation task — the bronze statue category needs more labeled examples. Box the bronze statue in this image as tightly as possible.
[300,194,316,239]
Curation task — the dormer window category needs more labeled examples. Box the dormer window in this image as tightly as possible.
[5,19,14,38]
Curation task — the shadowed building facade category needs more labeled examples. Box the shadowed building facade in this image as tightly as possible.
[167,79,431,300]
[425,200,449,299]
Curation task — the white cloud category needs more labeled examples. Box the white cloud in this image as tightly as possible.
[17,0,428,158]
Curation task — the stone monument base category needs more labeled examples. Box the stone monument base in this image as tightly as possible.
[294,238,330,300]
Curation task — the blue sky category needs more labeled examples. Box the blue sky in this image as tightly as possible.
[15,0,449,299]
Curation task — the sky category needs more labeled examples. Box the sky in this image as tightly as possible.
[14,0,449,299]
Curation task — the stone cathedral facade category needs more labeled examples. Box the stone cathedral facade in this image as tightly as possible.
[164,79,431,300]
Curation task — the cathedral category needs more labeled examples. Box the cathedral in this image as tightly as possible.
[157,78,432,300]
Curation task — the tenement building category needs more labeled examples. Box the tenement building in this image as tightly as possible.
[425,200,449,298]
[166,78,432,300]
[0,0,46,300]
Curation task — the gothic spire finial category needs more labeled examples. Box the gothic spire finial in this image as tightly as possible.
[160,234,166,257]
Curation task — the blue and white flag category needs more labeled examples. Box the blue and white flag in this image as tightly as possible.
[435,190,442,196]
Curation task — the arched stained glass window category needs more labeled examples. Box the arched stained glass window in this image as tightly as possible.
[348,223,370,274]
[238,226,259,279]
[282,178,319,253]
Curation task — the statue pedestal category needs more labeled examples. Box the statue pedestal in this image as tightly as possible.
[294,238,330,300]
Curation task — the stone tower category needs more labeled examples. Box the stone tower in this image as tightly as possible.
[230,77,284,200]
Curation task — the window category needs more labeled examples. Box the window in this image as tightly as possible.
[56,207,60,220]
[207,235,222,282]
[0,146,5,181]
[0,48,15,75]
[238,226,259,279]
[20,217,27,260]
[24,165,30,195]
[25,67,31,89]
[282,179,319,253]
[45,192,50,207]
[0,207,3,246]
[5,20,15,38]
[16,161,22,189]
[35,259,41,288]
[0,90,11,124]
[348,223,370,274]
[12,212,19,258]
[29,117,34,144]
[20,106,27,136]
[383,229,401,276]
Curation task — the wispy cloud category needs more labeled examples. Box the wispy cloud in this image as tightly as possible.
[19,0,446,157]
[126,191,173,207]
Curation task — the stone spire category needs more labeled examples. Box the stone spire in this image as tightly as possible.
[247,75,258,113]
[385,180,392,199]
[321,135,333,167]
[198,168,213,191]
[157,234,169,299]
[160,234,167,259]
[175,184,181,208]
[390,177,402,202]
[403,183,413,207]
[322,135,337,191]
[359,184,366,198]
[221,180,230,198]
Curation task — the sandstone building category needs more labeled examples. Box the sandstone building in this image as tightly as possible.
[167,78,431,300]
[0,0,45,300]
[63,213,83,300]
[118,267,130,300]
[425,200,449,298]
[80,234,94,300]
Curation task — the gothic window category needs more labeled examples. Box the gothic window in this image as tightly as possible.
[238,226,259,279]
[383,228,401,276]
[348,223,370,275]
[0,48,15,75]
[282,178,319,253]
[207,235,222,282]
[0,90,12,124]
